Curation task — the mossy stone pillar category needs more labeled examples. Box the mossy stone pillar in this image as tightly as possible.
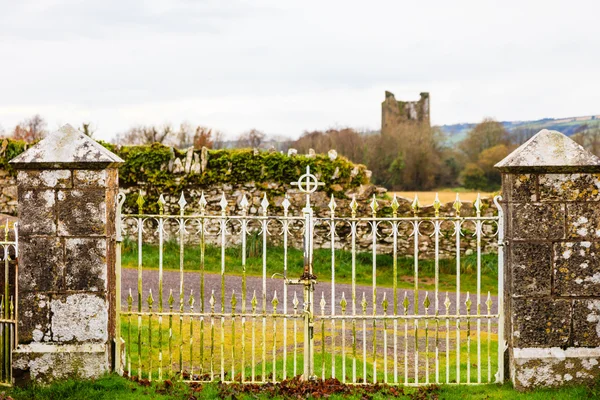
[496,129,600,390]
[9,124,123,384]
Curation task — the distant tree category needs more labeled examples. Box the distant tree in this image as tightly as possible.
[212,130,225,149]
[510,126,538,145]
[572,125,600,156]
[193,126,214,149]
[12,114,48,142]
[460,118,510,162]
[116,124,174,145]
[477,144,510,187]
[79,122,95,137]
[237,129,265,148]
[460,163,488,190]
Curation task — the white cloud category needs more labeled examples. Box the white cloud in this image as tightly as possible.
[0,0,598,141]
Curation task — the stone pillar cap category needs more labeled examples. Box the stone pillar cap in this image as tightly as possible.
[495,129,600,173]
[9,124,124,169]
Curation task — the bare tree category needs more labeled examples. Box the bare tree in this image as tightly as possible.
[237,129,265,148]
[116,124,174,145]
[12,114,48,142]
[79,122,95,137]
[212,130,225,149]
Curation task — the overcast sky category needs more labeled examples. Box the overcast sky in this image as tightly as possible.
[0,0,599,141]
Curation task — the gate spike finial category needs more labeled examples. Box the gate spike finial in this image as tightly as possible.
[350,195,358,216]
[168,289,174,308]
[444,292,451,313]
[282,194,291,214]
[423,292,431,310]
[370,195,379,215]
[231,290,237,311]
[136,191,145,213]
[157,194,166,214]
[320,292,326,314]
[403,292,409,313]
[474,193,483,214]
[147,289,154,309]
[219,192,228,212]
[188,290,195,308]
[178,192,187,211]
[382,292,388,313]
[251,290,257,312]
[453,193,462,215]
[486,291,493,314]
[240,194,249,211]
[411,194,420,215]
[292,291,299,310]
[199,191,207,212]
[329,194,337,213]
[340,292,347,314]
[361,292,367,313]
[209,289,216,312]
[465,292,472,311]
[391,194,399,214]
[433,193,441,217]
[272,291,279,311]
[261,193,269,215]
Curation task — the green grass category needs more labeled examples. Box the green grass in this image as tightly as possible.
[122,239,499,295]
[5,373,600,399]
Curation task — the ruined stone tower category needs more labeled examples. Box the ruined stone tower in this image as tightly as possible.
[381,91,430,136]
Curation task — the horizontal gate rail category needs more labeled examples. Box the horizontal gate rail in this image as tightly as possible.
[115,167,504,386]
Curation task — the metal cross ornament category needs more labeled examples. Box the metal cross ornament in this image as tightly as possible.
[291,166,324,207]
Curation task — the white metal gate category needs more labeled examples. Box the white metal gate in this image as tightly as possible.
[115,167,504,385]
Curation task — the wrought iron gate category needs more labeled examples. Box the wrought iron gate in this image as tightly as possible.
[0,221,18,386]
[116,167,504,385]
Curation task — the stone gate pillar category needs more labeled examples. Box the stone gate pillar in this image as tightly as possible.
[9,124,123,383]
[496,129,600,389]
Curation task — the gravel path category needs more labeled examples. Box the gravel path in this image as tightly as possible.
[121,268,499,316]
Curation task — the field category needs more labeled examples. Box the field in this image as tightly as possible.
[391,191,497,205]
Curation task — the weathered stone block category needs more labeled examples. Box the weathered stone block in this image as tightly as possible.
[13,343,108,385]
[539,173,600,201]
[17,170,71,189]
[513,348,600,390]
[19,237,63,292]
[573,300,600,347]
[18,293,51,344]
[503,174,537,202]
[566,203,600,239]
[73,170,107,188]
[554,242,600,296]
[17,189,56,236]
[511,242,552,296]
[57,189,106,236]
[512,298,571,347]
[512,203,565,240]
[65,238,107,291]
[50,293,108,343]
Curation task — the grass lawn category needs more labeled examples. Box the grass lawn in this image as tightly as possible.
[4,373,600,399]
[122,241,499,295]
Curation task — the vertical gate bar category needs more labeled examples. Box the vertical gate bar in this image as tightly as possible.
[272,292,278,383]
[424,292,430,384]
[179,288,184,376]
[392,196,399,384]
[329,195,336,380]
[454,194,462,383]
[350,196,357,384]
[486,291,492,382]
[115,197,123,375]
[382,293,388,384]
[157,195,165,381]
[411,196,420,385]
[494,195,505,384]
[231,291,237,381]
[9,296,13,384]
[168,290,174,374]
[147,290,154,381]
[293,291,298,378]
[341,292,347,383]
[210,290,215,381]
[433,195,441,384]
[261,195,268,382]
[475,194,482,384]
[466,293,472,383]
[239,197,247,380]
[177,193,188,379]
[136,194,144,380]
[361,292,367,383]
[445,292,450,383]
[4,226,8,383]
[189,292,195,378]
[403,292,408,384]
[321,292,325,380]
[220,193,227,382]
[370,196,378,383]
[0,296,4,382]
[251,290,257,382]
[200,193,207,376]
[282,195,290,380]
[128,289,133,377]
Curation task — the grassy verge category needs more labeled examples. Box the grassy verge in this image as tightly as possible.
[122,240,499,295]
[5,373,600,399]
